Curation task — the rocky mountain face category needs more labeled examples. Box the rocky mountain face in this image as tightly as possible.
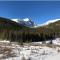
[11,18,34,27]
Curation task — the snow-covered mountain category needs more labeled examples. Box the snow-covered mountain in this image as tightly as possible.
[34,19,60,28]
[11,18,34,27]
[11,18,60,28]
[11,19,19,22]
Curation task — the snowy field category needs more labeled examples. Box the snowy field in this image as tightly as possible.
[0,38,60,60]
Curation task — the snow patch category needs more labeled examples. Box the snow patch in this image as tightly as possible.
[23,18,30,21]
[34,19,60,27]
[11,19,19,22]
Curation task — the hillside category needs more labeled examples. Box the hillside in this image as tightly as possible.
[34,20,60,42]
[0,17,30,30]
[36,20,60,33]
[0,17,30,42]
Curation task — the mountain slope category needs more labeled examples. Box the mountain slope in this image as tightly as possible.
[34,19,60,27]
[35,19,60,40]
[0,17,31,42]
[11,18,34,27]
[0,17,30,30]
[36,20,60,32]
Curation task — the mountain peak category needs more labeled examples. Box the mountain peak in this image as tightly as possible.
[23,18,30,21]
[11,18,34,27]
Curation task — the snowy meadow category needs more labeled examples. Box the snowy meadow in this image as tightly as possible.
[0,38,60,60]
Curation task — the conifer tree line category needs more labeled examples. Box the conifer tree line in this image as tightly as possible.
[0,29,60,43]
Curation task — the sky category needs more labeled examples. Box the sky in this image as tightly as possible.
[0,1,60,24]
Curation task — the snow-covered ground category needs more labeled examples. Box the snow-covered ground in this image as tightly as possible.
[0,38,60,60]
[53,38,60,45]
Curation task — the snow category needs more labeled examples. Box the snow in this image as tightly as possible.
[11,18,30,22]
[34,19,60,27]
[53,38,60,45]
[41,19,60,26]
[0,40,10,43]
[11,19,19,22]
[23,18,30,21]
[0,38,60,60]
[44,53,60,60]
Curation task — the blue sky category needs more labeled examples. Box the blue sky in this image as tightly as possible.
[0,1,60,24]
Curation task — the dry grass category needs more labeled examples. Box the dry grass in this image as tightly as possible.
[0,46,17,59]
[57,49,60,53]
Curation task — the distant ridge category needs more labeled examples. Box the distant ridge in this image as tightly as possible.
[34,19,60,28]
